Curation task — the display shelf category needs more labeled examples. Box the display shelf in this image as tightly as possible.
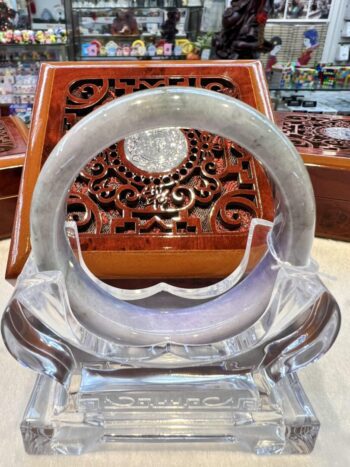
[0,43,68,47]
[0,59,63,64]
[68,0,204,61]
[73,5,202,9]
[268,19,329,23]
[79,33,187,38]
[77,54,187,59]
[269,87,350,91]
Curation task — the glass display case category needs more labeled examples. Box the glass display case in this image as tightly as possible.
[69,0,204,60]
[0,0,69,117]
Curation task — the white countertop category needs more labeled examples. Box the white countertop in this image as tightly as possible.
[0,237,349,467]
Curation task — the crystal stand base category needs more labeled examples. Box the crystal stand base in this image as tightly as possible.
[21,368,319,456]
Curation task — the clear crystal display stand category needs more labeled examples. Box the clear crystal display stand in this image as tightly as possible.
[22,371,319,455]
[2,87,340,456]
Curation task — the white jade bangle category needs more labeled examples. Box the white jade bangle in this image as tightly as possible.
[30,87,315,345]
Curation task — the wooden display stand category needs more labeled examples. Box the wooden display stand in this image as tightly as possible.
[5,60,275,281]
[275,112,350,242]
[0,116,27,240]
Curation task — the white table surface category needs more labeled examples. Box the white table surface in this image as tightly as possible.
[0,237,349,467]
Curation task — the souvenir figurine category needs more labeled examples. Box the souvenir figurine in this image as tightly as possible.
[28,30,35,44]
[164,42,173,56]
[22,30,30,44]
[122,44,131,56]
[55,28,67,44]
[297,29,319,66]
[181,41,194,55]
[81,43,90,57]
[48,28,56,44]
[132,39,146,56]
[106,40,118,56]
[5,30,13,43]
[116,46,124,56]
[266,36,282,78]
[35,30,45,44]
[91,39,102,54]
[44,30,51,44]
[13,30,22,43]
[147,44,156,56]
[99,45,107,56]
[174,44,182,56]
[87,43,99,56]
[156,45,164,55]
[54,27,63,43]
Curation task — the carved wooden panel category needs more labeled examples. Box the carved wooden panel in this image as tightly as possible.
[0,116,27,158]
[63,76,269,241]
[63,76,240,136]
[275,111,350,243]
[0,121,15,153]
[275,112,350,157]
[7,61,275,279]
[0,116,28,240]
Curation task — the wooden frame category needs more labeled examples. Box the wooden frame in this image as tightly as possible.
[0,116,28,240]
[275,111,350,241]
[6,60,275,280]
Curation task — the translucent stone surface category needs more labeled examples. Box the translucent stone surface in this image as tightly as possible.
[124,128,188,173]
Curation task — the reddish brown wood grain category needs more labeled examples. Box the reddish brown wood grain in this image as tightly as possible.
[6,60,276,280]
[0,116,27,240]
[275,112,350,242]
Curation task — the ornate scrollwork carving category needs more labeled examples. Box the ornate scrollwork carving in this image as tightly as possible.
[64,76,268,238]
[0,121,15,153]
[278,113,350,154]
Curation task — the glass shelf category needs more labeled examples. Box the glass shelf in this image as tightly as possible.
[73,5,202,9]
[0,59,62,63]
[77,54,187,59]
[78,33,187,38]
[269,87,350,92]
[0,43,68,47]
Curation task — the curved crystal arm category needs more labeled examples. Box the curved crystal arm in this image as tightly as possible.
[30,87,315,345]
[1,300,75,389]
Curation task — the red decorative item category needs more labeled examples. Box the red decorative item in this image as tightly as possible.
[256,11,268,24]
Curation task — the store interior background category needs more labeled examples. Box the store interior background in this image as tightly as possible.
[1,2,350,464]
[0,0,349,123]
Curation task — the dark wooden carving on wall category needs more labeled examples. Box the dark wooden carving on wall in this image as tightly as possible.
[213,0,274,60]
